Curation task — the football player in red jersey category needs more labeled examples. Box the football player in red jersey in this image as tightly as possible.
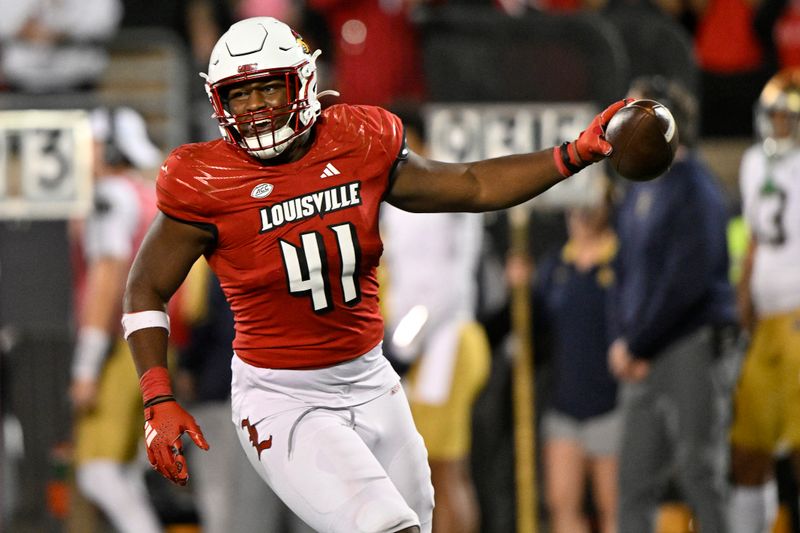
[122,16,630,533]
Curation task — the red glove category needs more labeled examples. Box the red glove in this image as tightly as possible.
[139,366,208,486]
[553,98,634,177]
[143,399,209,485]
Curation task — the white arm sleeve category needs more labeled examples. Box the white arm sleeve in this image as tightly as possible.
[71,326,112,380]
[84,177,141,262]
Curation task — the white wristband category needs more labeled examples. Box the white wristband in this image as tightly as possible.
[71,327,112,381]
[121,310,171,339]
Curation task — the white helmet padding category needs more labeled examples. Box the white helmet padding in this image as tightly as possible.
[202,17,322,160]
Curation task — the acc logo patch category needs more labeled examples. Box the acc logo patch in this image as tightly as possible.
[251,183,274,199]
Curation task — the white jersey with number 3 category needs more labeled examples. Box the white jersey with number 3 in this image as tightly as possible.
[83,176,148,262]
[739,144,800,314]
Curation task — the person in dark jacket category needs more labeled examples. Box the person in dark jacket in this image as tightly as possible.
[608,76,736,533]
[532,195,620,533]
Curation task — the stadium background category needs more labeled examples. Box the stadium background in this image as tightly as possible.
[0,2,793,532]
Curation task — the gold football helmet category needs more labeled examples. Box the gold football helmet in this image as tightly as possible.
[755,68,800,156]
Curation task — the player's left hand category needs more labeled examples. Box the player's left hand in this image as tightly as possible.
[554,98,634,177]
[143,399,209,485]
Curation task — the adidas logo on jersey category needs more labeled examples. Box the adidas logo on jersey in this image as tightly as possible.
[320,163,341,178]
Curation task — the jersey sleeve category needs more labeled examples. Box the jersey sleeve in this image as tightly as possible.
[156,146,214,224]
[738,146,760,230]
[374,106,407,164]
[350,105,407,169]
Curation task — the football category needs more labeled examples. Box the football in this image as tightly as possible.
[605,99,679,181]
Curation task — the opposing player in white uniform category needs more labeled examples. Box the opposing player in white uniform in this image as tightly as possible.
[729,67,800,533]
[382,202,489,533]
[70,107,163,533]
[121,16,632,533]
[379,114,490,533]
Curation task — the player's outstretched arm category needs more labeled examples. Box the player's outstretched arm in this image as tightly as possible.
[386,99,631,213]
[124,213,213,372]
[124,213,215,485]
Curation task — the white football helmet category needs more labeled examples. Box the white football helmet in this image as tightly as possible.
[202,17,324,160]
[755,68,800,157]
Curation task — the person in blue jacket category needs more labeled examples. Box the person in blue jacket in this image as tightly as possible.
[532,193,621,533]
[608,76,736,533]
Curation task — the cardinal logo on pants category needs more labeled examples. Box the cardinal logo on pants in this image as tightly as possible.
[241,418,273,459]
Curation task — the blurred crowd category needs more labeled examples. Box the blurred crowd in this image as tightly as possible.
[0,0,798,137]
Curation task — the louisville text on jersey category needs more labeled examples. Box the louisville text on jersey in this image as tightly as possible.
[258,181,362,233]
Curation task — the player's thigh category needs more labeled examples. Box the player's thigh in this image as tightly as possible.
[409,321,490,460]
[355,386,434,529]
[237,405,422,533]
[780,309,800,448]
[730,318,782,451]
[74,340,142,464]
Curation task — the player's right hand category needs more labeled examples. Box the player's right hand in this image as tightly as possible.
[143,399,209,486]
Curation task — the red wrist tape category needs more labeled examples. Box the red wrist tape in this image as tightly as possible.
[553,142,586,178]
[139,366,173,404]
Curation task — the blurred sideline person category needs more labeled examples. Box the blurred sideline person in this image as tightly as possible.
[381,112,490,533]
[0,0,122,93]
[729,67,800,533]
[608,76,736,533]
[69,107,163,533]
[121,16,632,533]
[523,195,619,533]
[306,0,425,106]
[118,0,232,142]
[176,263,315,533]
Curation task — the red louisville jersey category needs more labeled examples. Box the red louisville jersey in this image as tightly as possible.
[157,104,406,369]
